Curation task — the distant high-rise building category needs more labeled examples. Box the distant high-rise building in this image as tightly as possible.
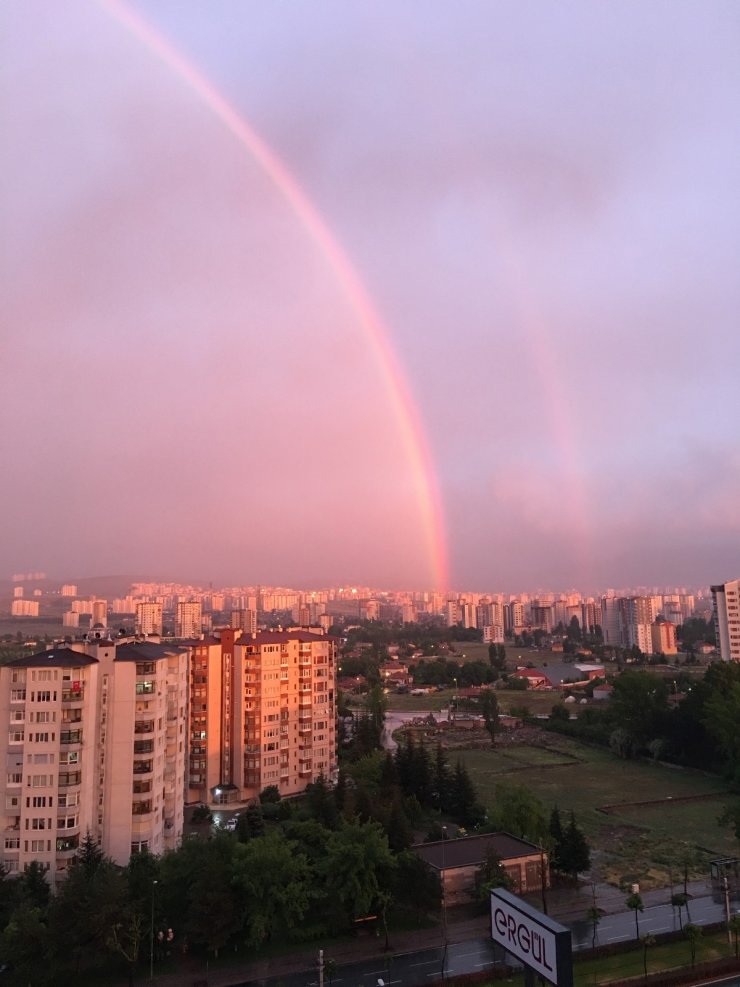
[60,585,77,597]
[135,602,163,637]
[10,600,39,617]
[651,619,677,655]
[91,599,107,629]
[175,601,202,639]
[230,609,257,635]
[621,597,655,653]
[600,597,623,646]
[711,579,740,663]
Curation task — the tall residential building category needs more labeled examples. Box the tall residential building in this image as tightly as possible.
[135,602,163,637]
[600,596,623,646]
[187,629,337,804]
[651,619,678,655]
[175,601,202,639]
[60,585,77,597]
[712,580,740,663]
[230,609,257,635]
[11,600,39,617]
[621,597,655,653]
[0,638,188,882]
[91,599,107,629]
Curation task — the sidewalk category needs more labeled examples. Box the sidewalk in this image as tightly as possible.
[138,879,717,987]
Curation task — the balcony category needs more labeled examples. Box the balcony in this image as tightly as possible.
[134,721,155,735]
[56,835,80,855]
[132,800,152,816]
[133,760,153,775]
[61,688,84,704]
[60,729,83,746]
[134,740,154,755]
[58,771,82,787]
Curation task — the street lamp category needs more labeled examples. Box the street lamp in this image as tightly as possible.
[441,826,447,943]
[150,879,158,981]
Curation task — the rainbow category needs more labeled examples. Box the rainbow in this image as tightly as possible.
[97,0,449,591]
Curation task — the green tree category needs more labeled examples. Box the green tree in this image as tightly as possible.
[684,923,702,967]
[480,689,500,747]
[393,852,441,924]
[492,781,548,843]
[671,892,688,931]
[559,811,590,882]
[586,906,602,948]
[306,773,340,829]
[1,902,53,985]
[728,914,740,959]
[18,859,51,909]
[641,933,656,978]
[475,846,514,901]
[626,892,644,940]
[548,807,564,873]
[322,821,396,924]
[704,679,740,780]
[232,830,313,948]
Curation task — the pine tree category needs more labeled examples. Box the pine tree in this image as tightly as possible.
[433,743,451,812]
[560,811,590,882]
[548,807,564,873]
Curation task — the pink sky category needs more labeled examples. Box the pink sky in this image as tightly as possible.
[1,1,739,591]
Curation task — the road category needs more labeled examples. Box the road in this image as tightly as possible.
[383,710,440,750]
[230,890,739,987]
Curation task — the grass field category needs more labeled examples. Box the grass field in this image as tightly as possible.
[501,927,738,987]
[458,737,737,888]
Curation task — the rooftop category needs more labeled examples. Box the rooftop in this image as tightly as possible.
[414,832,541,870]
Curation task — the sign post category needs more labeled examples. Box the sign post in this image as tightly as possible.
[490,888,573,987]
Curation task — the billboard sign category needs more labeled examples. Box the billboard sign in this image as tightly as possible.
[490,889,572,987]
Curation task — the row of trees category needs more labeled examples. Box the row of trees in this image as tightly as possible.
[0,810,441,985]
[546,662,740,782]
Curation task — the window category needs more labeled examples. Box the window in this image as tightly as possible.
[7,772,22,786]
[31,839,46,853]
[30,774,49,787]
[5,796,20,810]
[4,837,20,850]
[31,818,47,830]
[34,691,52,702]
[8,731,24,743]
[10,689,26,702]
[30,796,47,808]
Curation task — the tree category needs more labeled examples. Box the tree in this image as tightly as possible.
[260,785,281,804]
[684,923,702,967]
[626,892,644,940]
[19,860,51,909]
[641,933,656,978]
[586,906,602,948]
[559,812,590,883]
[480,689,500,747]
[1,902,53,985]
[322,821,396,925]
[728,914,740,959]
[491,781,548,844]
[232,831,313,948]
[475,846,514,901]
[306,773,339,829]
[548,807,564,874]
[393,852,441,924]
[671,892,688,931]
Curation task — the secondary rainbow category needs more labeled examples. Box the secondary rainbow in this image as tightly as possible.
[98,0,449,591]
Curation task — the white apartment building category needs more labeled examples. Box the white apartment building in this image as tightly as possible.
[712,580,740,662]
[0,638,188,883]
[175,601,202,639]
[135,602,163,637]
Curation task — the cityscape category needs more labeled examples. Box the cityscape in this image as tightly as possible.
[2,0,739,985]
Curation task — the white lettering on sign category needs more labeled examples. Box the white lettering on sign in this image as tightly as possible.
[491,901,560,983]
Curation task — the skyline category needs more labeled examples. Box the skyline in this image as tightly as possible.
[2,1,739,589]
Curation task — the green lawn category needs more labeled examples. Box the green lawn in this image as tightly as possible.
[384,691,451,712]
[500,927,738,987]
[458,738,737,888]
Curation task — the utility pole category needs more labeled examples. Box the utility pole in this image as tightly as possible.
[319,948,324,987]
[150,879,158,981]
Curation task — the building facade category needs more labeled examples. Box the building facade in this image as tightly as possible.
[0,638,187,882]
[712,579,740,662]
[186,629,337,805]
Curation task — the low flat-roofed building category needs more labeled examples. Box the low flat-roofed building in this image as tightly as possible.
[413,832,548,903]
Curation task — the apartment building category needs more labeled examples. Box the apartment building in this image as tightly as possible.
[0,638,188,882]
[135,602,163,637]
[186,629,337,804]
[712,579,740,662]
[175,601,202,639]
